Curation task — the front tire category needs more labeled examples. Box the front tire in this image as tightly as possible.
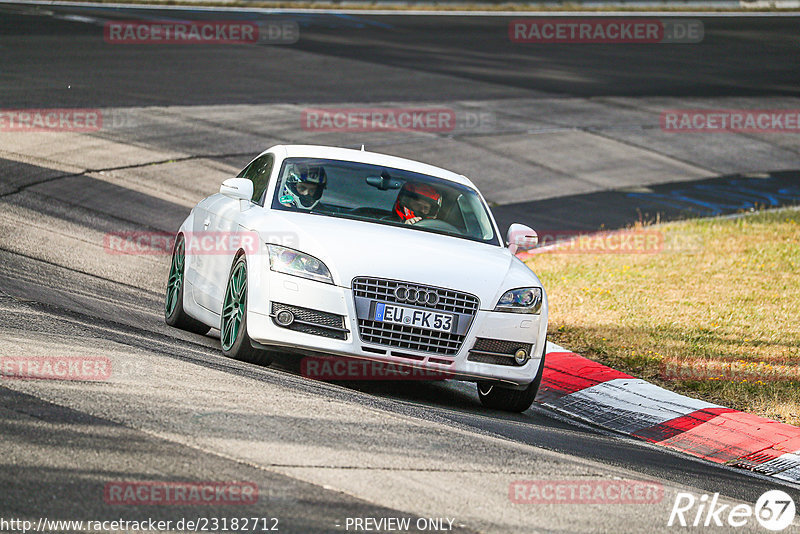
[165,234,211,335]
[477,338,547,412]
[220,256,273,366]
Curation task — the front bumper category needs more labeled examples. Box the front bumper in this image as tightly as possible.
[246,271,547,387]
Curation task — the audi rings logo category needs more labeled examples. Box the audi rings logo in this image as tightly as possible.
[394,286,440,307]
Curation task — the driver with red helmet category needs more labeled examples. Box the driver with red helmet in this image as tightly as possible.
[392,182,442,225]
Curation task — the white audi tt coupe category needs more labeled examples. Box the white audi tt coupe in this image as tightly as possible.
[165,145,547,412]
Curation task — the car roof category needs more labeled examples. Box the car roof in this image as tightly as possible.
[267,144,477,189]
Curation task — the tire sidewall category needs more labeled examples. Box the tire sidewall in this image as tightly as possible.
[165,235,186,324]
[478,336,547,411]
[221,255,250,358]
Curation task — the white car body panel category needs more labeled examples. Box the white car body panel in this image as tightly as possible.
[178,144,548,387]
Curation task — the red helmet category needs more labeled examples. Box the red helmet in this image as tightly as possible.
[394,182,442,221]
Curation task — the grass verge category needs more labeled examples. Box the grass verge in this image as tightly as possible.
[525,207,800,426]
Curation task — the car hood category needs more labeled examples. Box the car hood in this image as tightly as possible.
[258,211,540,309]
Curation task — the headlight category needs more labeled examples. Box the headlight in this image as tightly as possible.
[267,245,333,284]
[494,287,542,314]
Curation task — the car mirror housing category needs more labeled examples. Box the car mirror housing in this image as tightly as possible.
[220,178,254,201]
[506,223,538,254]
[365,172,403,191]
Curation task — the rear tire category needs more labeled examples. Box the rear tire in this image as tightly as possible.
[477,337,547,412]
[165,234,211,335]
[220,256,273,366]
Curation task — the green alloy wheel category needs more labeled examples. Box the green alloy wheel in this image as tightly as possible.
[220,255,273,366]
[165,234,211,335]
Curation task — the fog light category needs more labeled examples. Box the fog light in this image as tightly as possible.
[275,309,294,326]
[514,348,528,365]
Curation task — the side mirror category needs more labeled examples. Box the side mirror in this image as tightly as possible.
[507,223,538,255]
[220,178,253,201]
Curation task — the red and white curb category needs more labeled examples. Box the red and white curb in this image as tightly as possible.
[542,343,800,483]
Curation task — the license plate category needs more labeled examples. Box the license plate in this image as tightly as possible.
[374,302,454,333]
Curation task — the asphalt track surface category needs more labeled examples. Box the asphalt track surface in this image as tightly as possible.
[1,4,800,533]
[3,6,800,107]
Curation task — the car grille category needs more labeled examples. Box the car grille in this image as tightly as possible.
[357,319,464,356]
[352,277,479,356]
[270,302,348,340]
[467,338,533,366]
[353,277,479,316]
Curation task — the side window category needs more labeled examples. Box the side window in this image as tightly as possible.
[237,154,274,204]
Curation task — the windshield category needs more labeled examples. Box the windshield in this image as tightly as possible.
[271,157,500,245]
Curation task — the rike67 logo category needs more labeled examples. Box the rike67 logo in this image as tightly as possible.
[668,490,796,531]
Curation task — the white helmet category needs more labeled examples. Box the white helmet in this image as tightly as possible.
[279,163,327,210]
